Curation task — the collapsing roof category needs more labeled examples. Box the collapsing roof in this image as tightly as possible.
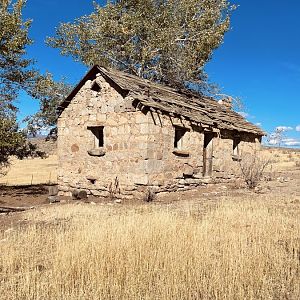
[58,65,265,136]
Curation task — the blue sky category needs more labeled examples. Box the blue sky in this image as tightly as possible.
[18,0,300,146]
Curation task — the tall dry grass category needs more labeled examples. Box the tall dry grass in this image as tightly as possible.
[0,155,57,186]
[0,197,299,299]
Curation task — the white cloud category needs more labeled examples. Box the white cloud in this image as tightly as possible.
[268,136,300,147]
[296,125,300,132]
[267,125,300,147]
[282,138,300,147]
[282,138,295,142]
[255,122,262,127]
[275,126,293,132]
[284,140,300,146]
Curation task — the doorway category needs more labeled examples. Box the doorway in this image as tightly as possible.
[203,132,214,177]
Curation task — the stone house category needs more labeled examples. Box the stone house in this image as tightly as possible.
[57,65,265,198]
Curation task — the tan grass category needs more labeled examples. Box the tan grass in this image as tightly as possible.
[0,197,299,299]
[0,155,57,186]
[261,147,300,171]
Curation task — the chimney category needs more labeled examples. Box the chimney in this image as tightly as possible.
[218,96,232,110]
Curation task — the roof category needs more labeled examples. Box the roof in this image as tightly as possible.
[58,65,265,136]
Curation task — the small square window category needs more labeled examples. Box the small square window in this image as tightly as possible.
[91,82,101,92]
[89,126,104,148]
[174,127,186,150]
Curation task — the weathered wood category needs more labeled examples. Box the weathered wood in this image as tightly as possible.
[107,68,264,134]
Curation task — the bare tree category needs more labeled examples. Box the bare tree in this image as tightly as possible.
[268,128,286,147]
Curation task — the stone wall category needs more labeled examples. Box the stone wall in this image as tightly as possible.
[57,73,261,199]
[57,75,152,198]
[143,111,260,193]
[213,130,260,181]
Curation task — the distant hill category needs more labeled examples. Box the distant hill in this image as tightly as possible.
[29,137,57,156]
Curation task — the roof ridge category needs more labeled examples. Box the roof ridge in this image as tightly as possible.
[59,65,265,136]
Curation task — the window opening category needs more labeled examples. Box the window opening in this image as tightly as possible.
[89,126,104,148]
[174,127,186,149]
[91,82,101,92]
[233,137,240,156]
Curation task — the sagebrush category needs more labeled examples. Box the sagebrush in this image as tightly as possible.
[239,152,270,188]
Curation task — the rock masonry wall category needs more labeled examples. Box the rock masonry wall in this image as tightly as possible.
[143,112,260,193]
[57,73,261,199]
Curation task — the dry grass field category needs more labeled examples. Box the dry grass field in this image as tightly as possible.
[0,196,299,299]
[262,146,300,171]
[0,155,58,186]
[0,146,300,299]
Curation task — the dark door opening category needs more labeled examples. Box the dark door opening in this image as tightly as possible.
[203,132,214,177]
